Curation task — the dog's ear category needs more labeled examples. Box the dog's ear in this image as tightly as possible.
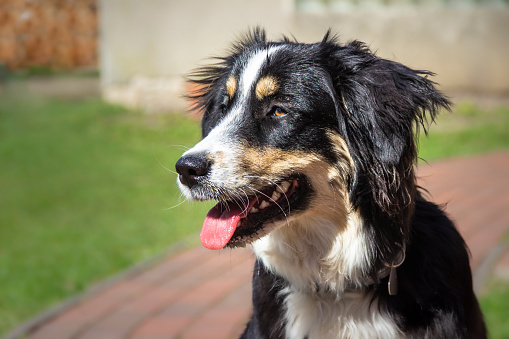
[329,40,451,214]
[333,41,450,165]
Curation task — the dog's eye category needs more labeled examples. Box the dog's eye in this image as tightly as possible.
[220,105,227,115]
[269,107,287,117]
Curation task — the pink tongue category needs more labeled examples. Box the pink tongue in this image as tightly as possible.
[200,199,256,250]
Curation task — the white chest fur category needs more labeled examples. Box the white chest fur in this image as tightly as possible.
[283,288,401,339]
[252,212,402,339]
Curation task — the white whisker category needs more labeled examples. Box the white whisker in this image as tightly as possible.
[166,144,191,151]
[153,146,178,175]
[243,175,292,215]
[250,187,289,222]
[238,188,252,215]
[162,199,187,211]
[281,240,299,254]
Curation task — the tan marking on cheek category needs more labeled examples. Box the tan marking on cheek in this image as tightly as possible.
[241,147,318,182]
[226,75,237,99]
[302,161,349,223]
[327,130,355,179]
[240,142,353,226]
[255,76,279,100]
[239,132,354,190]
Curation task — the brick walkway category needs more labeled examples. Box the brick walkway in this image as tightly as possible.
[7,152,509,339]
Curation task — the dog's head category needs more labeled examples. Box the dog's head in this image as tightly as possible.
[176,29,449,253]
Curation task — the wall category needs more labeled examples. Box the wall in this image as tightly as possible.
[99,0,509,112]
[0,0,97,70]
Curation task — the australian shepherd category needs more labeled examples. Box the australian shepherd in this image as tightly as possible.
[175,28,486,338]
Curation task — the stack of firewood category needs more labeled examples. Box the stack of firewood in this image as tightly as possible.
[0,0,97,70]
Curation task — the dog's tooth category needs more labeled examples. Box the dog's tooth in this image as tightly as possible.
[271,190,281,201]
[249,207,259,214]
[281,181,291,192]
[277,181,291,194]
[259,200,270,210]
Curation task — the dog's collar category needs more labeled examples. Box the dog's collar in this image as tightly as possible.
[384,242,406,296]
[310,242,407,296]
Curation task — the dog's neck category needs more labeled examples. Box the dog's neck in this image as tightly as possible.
[252,212,377,294]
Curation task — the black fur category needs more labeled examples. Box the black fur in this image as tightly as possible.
[183,28,486,338]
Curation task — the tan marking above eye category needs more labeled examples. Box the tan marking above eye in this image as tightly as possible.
[226,75,237,99]
[255,76,279,99]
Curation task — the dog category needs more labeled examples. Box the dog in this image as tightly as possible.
[175,28,486,338]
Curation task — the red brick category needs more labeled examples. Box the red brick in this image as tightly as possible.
[120,285,182,314]
[77,309,145,339]
[180,282,252,339]
[28,322,80,339]
[131,313,193,338]
[132,247,209,285]
[467,218,509,269]
[99,280,149,302]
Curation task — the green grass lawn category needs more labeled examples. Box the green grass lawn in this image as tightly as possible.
[0,83,211,335]
[0,79,508,336]
[480,277,509,339]
[418,101,509,161]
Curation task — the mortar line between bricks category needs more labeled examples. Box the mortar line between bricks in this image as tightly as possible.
[71,247,217,339]
[2,235,199,339]
[177,261,254,339]
[458,202,509,239]
[125,251,252,339]
[70,255,210,339]
[227,282,254,339]
[69,299,133,339]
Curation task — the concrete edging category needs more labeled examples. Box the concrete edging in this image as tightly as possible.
[473,241,509,295]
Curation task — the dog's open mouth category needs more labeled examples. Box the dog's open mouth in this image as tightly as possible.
[200,177,307,249]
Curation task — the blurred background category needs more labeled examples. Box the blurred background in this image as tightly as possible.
[98,0,509,111]
[1,0,508,338]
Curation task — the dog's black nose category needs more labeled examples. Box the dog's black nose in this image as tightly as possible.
[175,154,212,188]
